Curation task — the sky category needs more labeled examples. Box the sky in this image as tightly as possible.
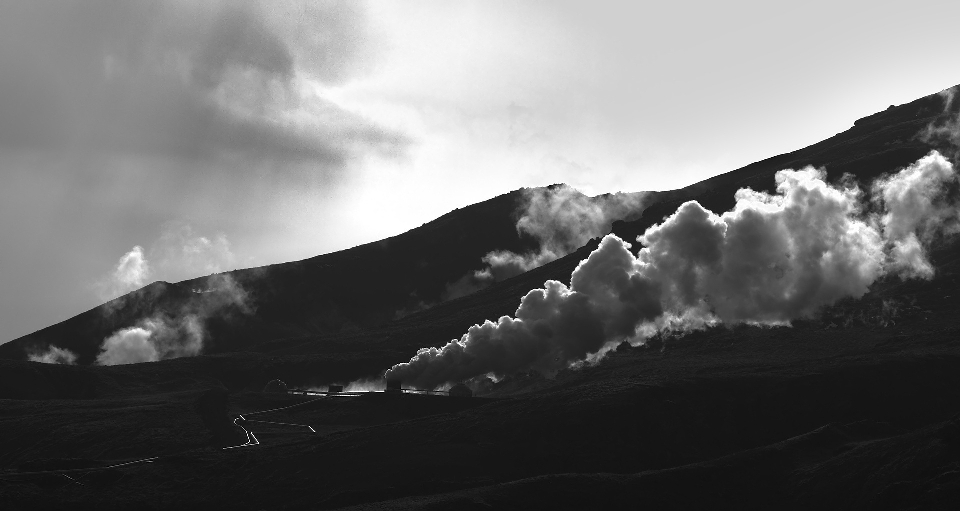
[2,0,959,344]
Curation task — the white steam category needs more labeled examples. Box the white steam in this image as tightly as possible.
[388,152,960,389]
[96,273,249,365]
[873,151,960,278]
[920,86,960,151]
[96,316,203,366]
[28,345,78,365]
[151,222,238,283]
[445,185,648,299]
[96,246,151,300]
[344,379,387,393]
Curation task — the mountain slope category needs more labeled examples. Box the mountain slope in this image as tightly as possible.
[2,85,957,373]
[3,84,960,510]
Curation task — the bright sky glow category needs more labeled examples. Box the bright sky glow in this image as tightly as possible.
[1,0,958,343]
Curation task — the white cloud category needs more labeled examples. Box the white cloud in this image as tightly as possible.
[96,326,159,366]
[28,345,78,365]
[95,246,151,301]
[387,152,960,389]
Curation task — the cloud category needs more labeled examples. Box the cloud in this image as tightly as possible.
[444,185,649,300]
[0,0,405,163]
[388,152,960,389]
[27,345,78,365]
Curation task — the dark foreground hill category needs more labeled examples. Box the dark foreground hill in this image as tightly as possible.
[1,84,960,509]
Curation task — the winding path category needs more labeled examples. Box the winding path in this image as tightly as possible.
[221,395,325,450]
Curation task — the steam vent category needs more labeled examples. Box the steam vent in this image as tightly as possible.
[448,383,472,398]
[263,379,287,393]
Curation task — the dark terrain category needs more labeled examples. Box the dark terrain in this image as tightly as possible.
[2,85,960,509]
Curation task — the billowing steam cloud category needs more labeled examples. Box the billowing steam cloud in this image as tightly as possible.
[96,273,250,366]
[445,185,648,299]
[28,345,78,365]
[872,151,960,278]
[97,316,203,366]
[388,152,960,389]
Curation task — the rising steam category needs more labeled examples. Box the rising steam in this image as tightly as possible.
[28,345,78,365]
[96,246,150,301]
[93,224,251,365]
[388,152,959,389]
[445,185,648,299]
[96,273,250,366]
[920,86,960,155]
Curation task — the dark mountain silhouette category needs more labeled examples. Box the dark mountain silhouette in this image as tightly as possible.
[2,84,960,509]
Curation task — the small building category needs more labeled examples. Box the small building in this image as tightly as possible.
[263,379,287,393]
[448,383,472,398]
[328,384,344,394]
[385,379,403,394]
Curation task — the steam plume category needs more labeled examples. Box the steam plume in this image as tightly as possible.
[96,246,150,300]
[96,316,203,366]
[388,152,959,389]
[445,185,648,299]
[28,345,78,365]
[872,151,960,278]
[98,223,239,303]
[920,86,960,153]
[96,273,249,366]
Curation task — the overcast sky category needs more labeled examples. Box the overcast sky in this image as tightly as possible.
[2,0,959,344]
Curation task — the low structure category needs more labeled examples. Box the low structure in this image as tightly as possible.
[448,383,472,398]
[328,384,344,394]
[263,379,287,393]
[385,379,403,394]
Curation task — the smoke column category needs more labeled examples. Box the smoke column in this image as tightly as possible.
[387,152,959,389]
[446,185,648,299]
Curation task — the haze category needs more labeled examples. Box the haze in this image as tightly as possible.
[1,0,958,344]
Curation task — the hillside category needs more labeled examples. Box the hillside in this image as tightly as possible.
[2,84,960,509]
[3,86,954,366]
